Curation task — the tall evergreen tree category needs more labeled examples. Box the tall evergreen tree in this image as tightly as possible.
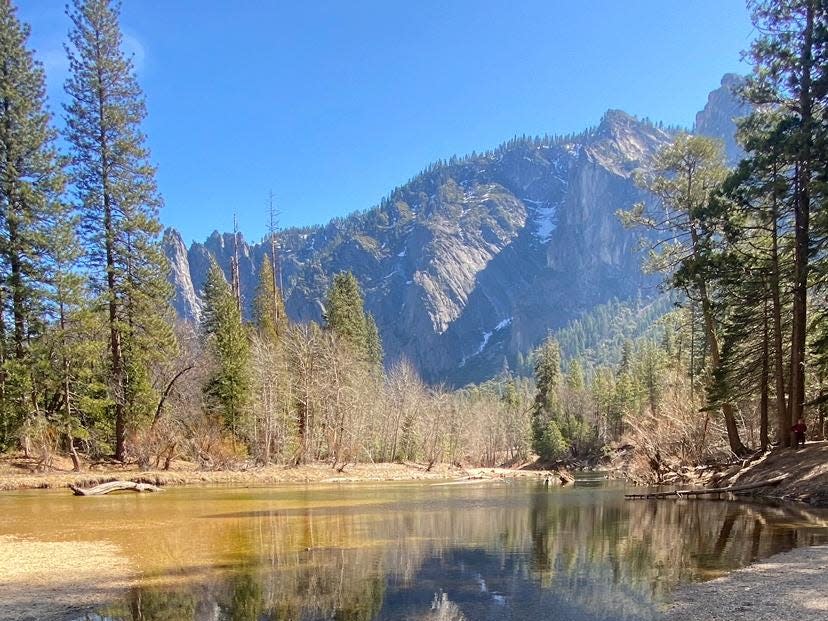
[323,271,381,365]
[620,135,748,455]
[708,110,795,447]
[202,259,250,441]
[364,313,383,371]
[0,0,67,450]
[40,209,107,469]
[531,335,568,459]
[64,0,174,460]
[324,272,367,347]
[744,0,827,427]
[533,336,562,413]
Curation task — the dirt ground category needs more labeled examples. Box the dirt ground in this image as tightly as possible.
[711,441,828,506]
[611,440,828,507]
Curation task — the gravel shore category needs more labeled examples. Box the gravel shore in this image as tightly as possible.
[663,545,828,621]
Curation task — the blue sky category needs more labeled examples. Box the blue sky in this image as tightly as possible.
[18,1,753,245]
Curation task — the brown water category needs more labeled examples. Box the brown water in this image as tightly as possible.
[1,477,827,620]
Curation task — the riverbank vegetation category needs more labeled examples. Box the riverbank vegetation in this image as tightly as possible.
[614,0,828,474]
[0,0,826,482]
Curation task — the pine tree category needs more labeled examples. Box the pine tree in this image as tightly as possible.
[202,259,250,441]
[324,272,367,348]
[531,335,564,457]
[40,208,107,469]
[620,135,748,455]
[592,367,618,440]
[618,340,633,377]
[64,0,174,460]
[635,341,665,417]
[744,0,827,428]
[707,112,795,447]
[566,359,585,390]
[533,335,562,413]
[0,0,68,450]
[364,313,383,371]
[324,271,381,364]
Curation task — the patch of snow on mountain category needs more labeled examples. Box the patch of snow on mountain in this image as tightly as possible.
[534,203,559,239]
[459,327,497,368]
[495,317,512,330]
[476,330,493,355]
[522,198,560,240]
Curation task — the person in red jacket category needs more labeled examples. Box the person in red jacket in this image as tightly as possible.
[791,418,807,448]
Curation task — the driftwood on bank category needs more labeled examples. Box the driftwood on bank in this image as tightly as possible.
[624,474,789,500]
[552,469,576,486]
[69,480,162,496]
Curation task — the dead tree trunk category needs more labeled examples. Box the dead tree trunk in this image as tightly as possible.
[70,480,162,496]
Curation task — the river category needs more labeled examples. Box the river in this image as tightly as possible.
[1,477,826,620]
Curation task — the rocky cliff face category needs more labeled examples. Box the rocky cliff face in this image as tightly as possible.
[694,73,749,164]
[164,77,745,386]
[163,228,201,322]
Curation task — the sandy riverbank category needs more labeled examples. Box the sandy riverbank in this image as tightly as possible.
[0,535,135,621]
[663,545,828,621]
[0,454,570,492]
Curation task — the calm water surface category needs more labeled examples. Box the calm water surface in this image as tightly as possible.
[2,476,827,620]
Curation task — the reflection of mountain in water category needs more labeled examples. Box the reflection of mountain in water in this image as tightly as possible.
[82,484,828,621]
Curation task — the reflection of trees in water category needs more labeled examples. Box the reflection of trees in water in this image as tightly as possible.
[93,487,828,621]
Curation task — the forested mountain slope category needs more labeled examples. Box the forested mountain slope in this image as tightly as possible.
[165,75,744,386]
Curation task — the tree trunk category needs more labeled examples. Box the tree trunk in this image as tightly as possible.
[789,1,814,431]
[70,480,161,495]
[8,215,25,360]
[163,443,176,470]
[624,474,789,499]
[0,285,7,449]
[698,279,745,455]
[760,297,770,452]
[295,400,307,465]
[95,66,126,462]
[770,192,789,447]
[107,206,126,461]
[59,298,81,473]
[690,226,746,455]
[68,433,81,473]
[7,213,30,454]
[151,365,194,429]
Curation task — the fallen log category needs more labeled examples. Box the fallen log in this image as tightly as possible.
[624,474,789,500]
[431,477,504,486]
[544,470,575,486]
[70,480,162,496]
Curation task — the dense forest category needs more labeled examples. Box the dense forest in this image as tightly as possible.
[0,0,826,475]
